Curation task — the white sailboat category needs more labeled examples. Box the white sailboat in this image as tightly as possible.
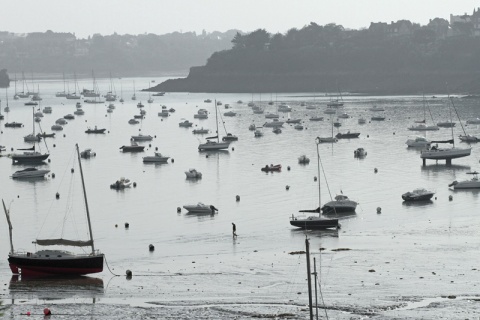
[66,73,81,99]
[198,100,231,151]
[24,107,41,142]
[317,116,338,143]
[408,94,439,131]
[56,72,68,97]
[131,81,137,100]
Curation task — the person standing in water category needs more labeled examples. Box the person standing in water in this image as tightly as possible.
[232,223,237,238]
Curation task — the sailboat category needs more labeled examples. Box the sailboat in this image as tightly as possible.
[317,116,338,143]
[408,94,439,131]
[420,96,471,162]
[131,81,137,100]
[12,112,50,163]
[66,73,81,99]
[451,97,480,142]
[16,72,30,98]
[119,81,124,103]
[3,144,104,276]
[198,100,231,151]
[13,74,19,100]
[84,71,104,104]
[290,137,339,229]
[23,107,41,142]
[4,87,10,113]
[105,73,117,101]
[0,100,3,120]
[55,72,68,97]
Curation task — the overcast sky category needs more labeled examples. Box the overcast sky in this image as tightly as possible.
[1,0,478,38]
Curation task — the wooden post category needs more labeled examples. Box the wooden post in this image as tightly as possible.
[306,237,314,320]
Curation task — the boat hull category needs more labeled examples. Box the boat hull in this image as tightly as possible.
[420,148,471,160]
[8,254,104,276]
[198,141,230,151]
[290,217,338,230]
[402,193,434,201]
[12,153,49,164]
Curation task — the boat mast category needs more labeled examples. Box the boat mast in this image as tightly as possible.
[2,200,15,254]
[215,99,219,143]
[316,138,322,214]
[75,144,95,254]
[32,106,34,136]
[306,237,314,320]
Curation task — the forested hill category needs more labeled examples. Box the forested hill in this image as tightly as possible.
[153,22,480,94]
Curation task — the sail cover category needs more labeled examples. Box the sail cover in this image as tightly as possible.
[299,207,321,213]
[430,139,454,144]
[206,135,218,140]
[35,238,93,247]
[17,146,35,151]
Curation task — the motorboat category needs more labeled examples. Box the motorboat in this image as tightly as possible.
[324,108,336,114]
[286,118,301,124]
[333,122,341,127]
[337,113,350,119]
[261,164,281,172]
[466,118,480,124]
[51,124,63,131]
[158,110,169,117]
[437,121,456,128]
[264,119,284,127]
[193,128,209,134]
[131,134,153,141]
[128,119,139,124]
[298,155,310,164]
[194,109,208,119]
[322,194,357,214]
[179,120,193,127]
[449,172,480,189]
[420,145,471,160]
[24,133,41,142]
[152,92,165,96]
[108,103,115,110]
[119,142,145,152]
[253,106,264,114]
[371,116,385,121]
[143,152,170,163]
[254,129,264,137]
[309,116,324,121]
[294,124,304,130]
[85,126,106,134]
[198,140,230,151]
[36,132,55,138]
[406,136,431,148]
[306,105,317,110]
[358,117,366,124]
[248,124,256,131]
[204,99,212,103]
[43,106,52,113]
[317,137,338,143]
[336,131,360,139]
[76,102,82,108]
[183,203,217,214]
[273,127,282,134]
[278,104,292,112]
[74,109,85,115]
[216,101,222,106]
[185,169,202,179]
[354,148,367,157]
[24,101,38,106]
[56,118,68,125]
[137,102,144,108]
[369,105,385,111]
[247,102,255,107]
[5,122,23,128]
[459,134,480,142]
[63,114,75,120]
[265,113,279,119]
[134,114,144,119]
[80,149,96,158]
[408,123,439,131]
[107,108,113,113]
[11,168,50,179]
[402,188,435,201]
[34,111,44,118]
[223,111,236,117]
[110,177,132,189]
[222,133,238,141]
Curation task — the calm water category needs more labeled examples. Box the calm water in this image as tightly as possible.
[1,78,480,319]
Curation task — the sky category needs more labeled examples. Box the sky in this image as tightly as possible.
[1,0,479,38]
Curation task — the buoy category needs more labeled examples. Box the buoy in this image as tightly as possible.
[149,244,155,252]
[115,224,118,228]
[10,147,13,151]
[393,132,395,135]
[43,308,51,316]
[133,182,137,187]
[48,159,51,163]
[374,168,378,173]
[26,311,31,316]
[125,222,129,228]
[56,192,60,199]
[149,144,151,148]
[71,168,74,173]
[232,147,235,151]
[206,155,209,158]
[177,207,181,213]
[154,135,156,138]
[449,195,453,201]
[287,166,291,171]
[52,173,55,178]
[367,135,369,138]
[171,158,174,163]
[63,134,66,137]
[126,269,132,279]
[377,207,381,214]
[314,176,317,181]
[236,195,240,201]
[286,185,290,190]
[53,144,56,147]
[155,147,158,151]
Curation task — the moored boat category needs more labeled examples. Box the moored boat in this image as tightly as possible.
[402,188,435,201]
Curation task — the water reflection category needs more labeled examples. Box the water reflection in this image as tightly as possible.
[290,228,339,238]
[402,200,434,207]
[9,275,104,300]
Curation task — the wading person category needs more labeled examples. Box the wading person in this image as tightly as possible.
[232,222,237,238]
